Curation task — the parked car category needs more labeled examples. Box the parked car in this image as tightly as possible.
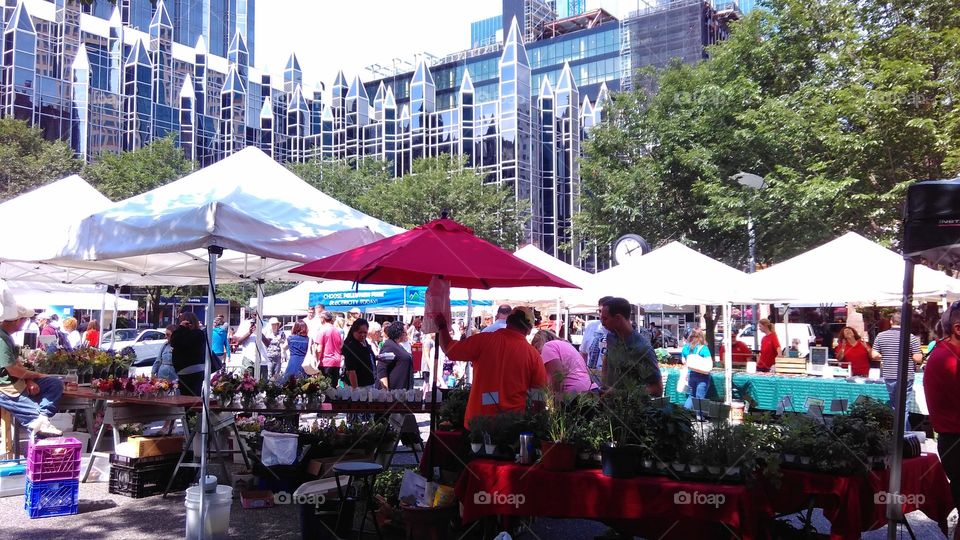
[101,328,168,375]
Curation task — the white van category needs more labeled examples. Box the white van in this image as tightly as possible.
[736,323,816,357]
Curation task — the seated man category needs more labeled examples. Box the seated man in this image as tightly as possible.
[0,292,63,436]
[436,308,546,427]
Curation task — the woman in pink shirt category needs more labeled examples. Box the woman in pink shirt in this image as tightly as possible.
[531,330,599,393]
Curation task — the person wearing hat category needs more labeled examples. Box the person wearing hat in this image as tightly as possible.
[435,307,546,427]
[262,317,287,380]
[0,290,63,436]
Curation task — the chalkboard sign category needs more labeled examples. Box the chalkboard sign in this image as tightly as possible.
[809,346,829,366]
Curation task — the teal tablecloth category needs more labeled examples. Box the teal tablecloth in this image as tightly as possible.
[662,368,924,414]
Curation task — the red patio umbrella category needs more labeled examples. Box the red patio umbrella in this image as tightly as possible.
[289,217,580,471]
[289,217,579,289]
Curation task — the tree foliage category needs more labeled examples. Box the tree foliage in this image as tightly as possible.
[84,135,194,201]
[0,118,82,202]
[577,0,960,268]
[287,158,388,211]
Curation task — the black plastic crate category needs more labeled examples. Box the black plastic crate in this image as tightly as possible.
[108,463,194,499]
[109,451,192,468]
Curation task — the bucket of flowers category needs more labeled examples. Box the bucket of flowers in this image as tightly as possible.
[300,374,331,407]
[92,376,116,395]
[238,372,259,409]
[211,370,238,407]
[260,379,283,407]
[154,378,175,396]
[282,375,302,408]
[133,375,158,398]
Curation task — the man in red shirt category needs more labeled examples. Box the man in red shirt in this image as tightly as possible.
[924,303,960,531]
[436,308,547,428]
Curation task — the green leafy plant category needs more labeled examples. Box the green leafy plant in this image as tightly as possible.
[437,385,470,430]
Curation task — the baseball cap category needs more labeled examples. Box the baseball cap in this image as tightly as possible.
[348,308,361,315]
[268,317,280,325]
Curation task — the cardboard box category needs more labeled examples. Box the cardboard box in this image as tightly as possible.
[123,435,184,458]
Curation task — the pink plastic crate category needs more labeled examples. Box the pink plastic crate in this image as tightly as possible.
[26,437,82,482]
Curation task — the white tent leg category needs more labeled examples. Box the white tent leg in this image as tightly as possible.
[108,284,119,350]
[723,303,733,406]
[98,289,106,346]
[199,246,221,540]
[254,281,265,380]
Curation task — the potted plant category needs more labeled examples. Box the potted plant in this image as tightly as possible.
[437,385,470,431]
[599,387,648,478]
[688,435,705,474]
[467,415,495,455]
[373,468,408,530]
[238,372,259,408]
[539,383,579,472]
[211,370,237,406]
[281,375,302,408]
[261,379,282,406]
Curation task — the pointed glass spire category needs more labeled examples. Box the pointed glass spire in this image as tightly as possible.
[7,1,35,34]
[333,69,347,89]
[228,29,248,55]
[539,76,553,99]
[125,38,151,66]
[595,82,609,106]
[400,104,410,118]
[500,17,529,67]
[460,69,474,93]
[260,96,273,119]
[347,75,368,100]
[108,5,121,28]
[195,35,207,56]
[290,85,308,111]
[285,53,300,72]
[222,64,245,93]
[383,86,396,109]
[411,59,434,86]
[179,74,194,100]
[150,0,172,28]
[556,62,575,92]
[72,43,89,71]
[321,102,333,120]
[373,82,386,104]
[580,96,593,117]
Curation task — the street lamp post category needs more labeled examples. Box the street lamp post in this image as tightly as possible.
[734,172,767,351]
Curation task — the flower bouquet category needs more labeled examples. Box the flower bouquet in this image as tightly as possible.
[260,379,283,407]
[238,373,259,408]
[281,375,302,408]
[211,370,239,406]
[134,376,158,397]
[300,374,331,406]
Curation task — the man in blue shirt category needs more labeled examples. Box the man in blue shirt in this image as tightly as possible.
[600,297,663,396]
[481,304,512,333]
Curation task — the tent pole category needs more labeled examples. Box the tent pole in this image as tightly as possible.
[109,284,119,350]
[254,280,265,380]
[98,289,106,346]
[723,303,732,405]
[199,246,221,540]
[886,258,915,539]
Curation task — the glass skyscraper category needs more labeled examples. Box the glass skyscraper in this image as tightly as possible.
[1,0,735,270]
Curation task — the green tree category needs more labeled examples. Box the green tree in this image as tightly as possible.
[0,118,82,202]
[358,155,528,249]
[84,135,194,201]
[577,0,960,267]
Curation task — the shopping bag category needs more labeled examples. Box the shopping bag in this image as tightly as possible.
[261,431,298,466]
[676,366,689,394]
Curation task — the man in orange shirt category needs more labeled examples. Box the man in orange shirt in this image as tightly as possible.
[436,308,547,427]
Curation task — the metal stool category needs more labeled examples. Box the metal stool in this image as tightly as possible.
[332,461,384,540]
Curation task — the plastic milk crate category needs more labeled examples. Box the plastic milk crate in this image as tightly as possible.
[27,437,82,482]
[24,479,79,518]
[108,453,193,499]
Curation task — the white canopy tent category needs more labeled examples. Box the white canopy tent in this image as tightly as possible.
[486,245,595,307]
[747,232,960,305]
[4,280,137,311]
[35,147,401,532]
[581,241,751,404]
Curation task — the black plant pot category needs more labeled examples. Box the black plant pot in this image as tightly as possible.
[601,443,638,479]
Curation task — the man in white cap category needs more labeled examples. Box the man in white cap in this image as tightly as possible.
[0,290,63,436]
[262,317,287,380]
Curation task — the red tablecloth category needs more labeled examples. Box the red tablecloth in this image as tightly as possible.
[773,453,953,540]
[455,459,771,540]
[419,430,470,476]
